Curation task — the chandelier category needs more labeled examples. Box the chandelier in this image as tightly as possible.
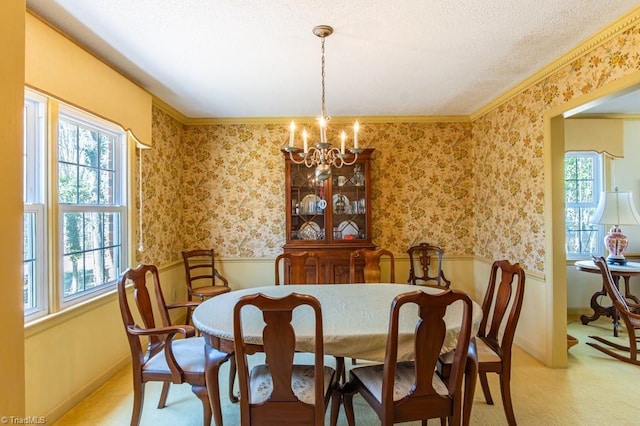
[284,25,363,181]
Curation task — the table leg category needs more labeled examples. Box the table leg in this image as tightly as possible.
[580,285,611,325]
[463,338,478,426]
[580,276,622,337]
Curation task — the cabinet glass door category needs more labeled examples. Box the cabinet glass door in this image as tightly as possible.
[330,163,367,242]
[290,165,327,241]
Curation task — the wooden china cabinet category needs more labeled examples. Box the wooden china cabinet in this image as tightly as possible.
[282,148,375,283]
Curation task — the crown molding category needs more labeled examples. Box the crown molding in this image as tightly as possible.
[152,96,189,123]
[573,113,640,120]
[179,114,471,126]
[470,6,640,121]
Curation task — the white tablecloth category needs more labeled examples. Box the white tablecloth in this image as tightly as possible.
[193,283,482,363]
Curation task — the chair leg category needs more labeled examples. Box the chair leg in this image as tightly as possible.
[330,388,342,426]
[499,373,517,426]
[228,354,238,403]
[342,384,356,426]
[191,384,212,426]
[335,356,345,384]
[205,362,224,426]
[130,381,145,426]
[586,342,640,366]
[185,307,193,326]
[590,335,631,351]
[478,371,494,405]
[157,382,170,408]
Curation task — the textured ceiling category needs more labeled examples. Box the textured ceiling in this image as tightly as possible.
[26,0,640,118]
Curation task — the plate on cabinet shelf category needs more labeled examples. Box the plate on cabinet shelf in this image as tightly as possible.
[338,220,359,238]
[299,221,321,240]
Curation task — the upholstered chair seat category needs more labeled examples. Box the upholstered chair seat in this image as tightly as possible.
[248,365,336,405]
[349,361,449,403]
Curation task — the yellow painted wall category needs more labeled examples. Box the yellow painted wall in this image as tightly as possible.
[0,0,26,417]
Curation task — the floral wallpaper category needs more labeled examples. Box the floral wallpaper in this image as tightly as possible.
[473,24,640,273]
[136,107,186,265]
[139,19,640,275]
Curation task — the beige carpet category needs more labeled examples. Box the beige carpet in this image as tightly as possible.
[53,317,640,425]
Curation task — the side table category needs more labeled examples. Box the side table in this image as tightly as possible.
[575,260,640,337]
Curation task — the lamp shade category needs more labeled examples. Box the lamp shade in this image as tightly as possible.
[590,191,640,226]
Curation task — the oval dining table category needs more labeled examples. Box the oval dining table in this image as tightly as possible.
[192,283,483,426]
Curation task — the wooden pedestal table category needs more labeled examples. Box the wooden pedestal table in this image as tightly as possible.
[575,260,640,337]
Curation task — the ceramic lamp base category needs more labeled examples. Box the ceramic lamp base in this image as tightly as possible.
[604,225,629,265]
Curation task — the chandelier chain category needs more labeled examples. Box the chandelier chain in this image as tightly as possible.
[321,35,327,119]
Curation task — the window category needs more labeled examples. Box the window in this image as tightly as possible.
[24,89,129,321]
[564,152,604,258]
[23,93,47,319]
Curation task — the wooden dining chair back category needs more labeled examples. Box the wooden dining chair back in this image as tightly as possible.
[588,256,640,365]
[233,292,340,425]
[343,289,473,426]
[182,248,231,300]
[440,259,525,426]
[118,264,232,426]
[275,251,322,284]
[407,242,451,288]
[182,249,231,325]
[349,248,395,283]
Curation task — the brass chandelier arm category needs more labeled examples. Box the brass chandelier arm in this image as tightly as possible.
[286,145,361,169]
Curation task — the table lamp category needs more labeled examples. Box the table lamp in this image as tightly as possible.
[590,187,640,265]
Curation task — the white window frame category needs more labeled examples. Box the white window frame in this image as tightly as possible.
[57,104,128,309]
[23,91,48,321]
[23,88,129,321]
[565,151,605,259]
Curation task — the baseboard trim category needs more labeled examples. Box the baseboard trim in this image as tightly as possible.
[44,355,130,423]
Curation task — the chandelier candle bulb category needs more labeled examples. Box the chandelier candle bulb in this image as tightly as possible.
[341,131,346,154]
[289,121,295,147]
[319,117,327,143]
[303,129,308,153]
[354,121,359,148]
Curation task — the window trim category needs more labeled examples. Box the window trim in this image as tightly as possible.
[565,151,605,259]
[24,90,48,322]
[56,104,129,309]
[24,88,131,322]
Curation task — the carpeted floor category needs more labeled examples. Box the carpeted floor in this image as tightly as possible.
[53,316,640,425]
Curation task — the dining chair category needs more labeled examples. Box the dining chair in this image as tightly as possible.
[182,249,231,324]
[406,242,451,288]
[233,292,341,425]
[439,259,525,426]
[275,251,322,284]
[587,256,640,365]
[117,264,233,426]
[342,289,473,426]
[349,248,395,283]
